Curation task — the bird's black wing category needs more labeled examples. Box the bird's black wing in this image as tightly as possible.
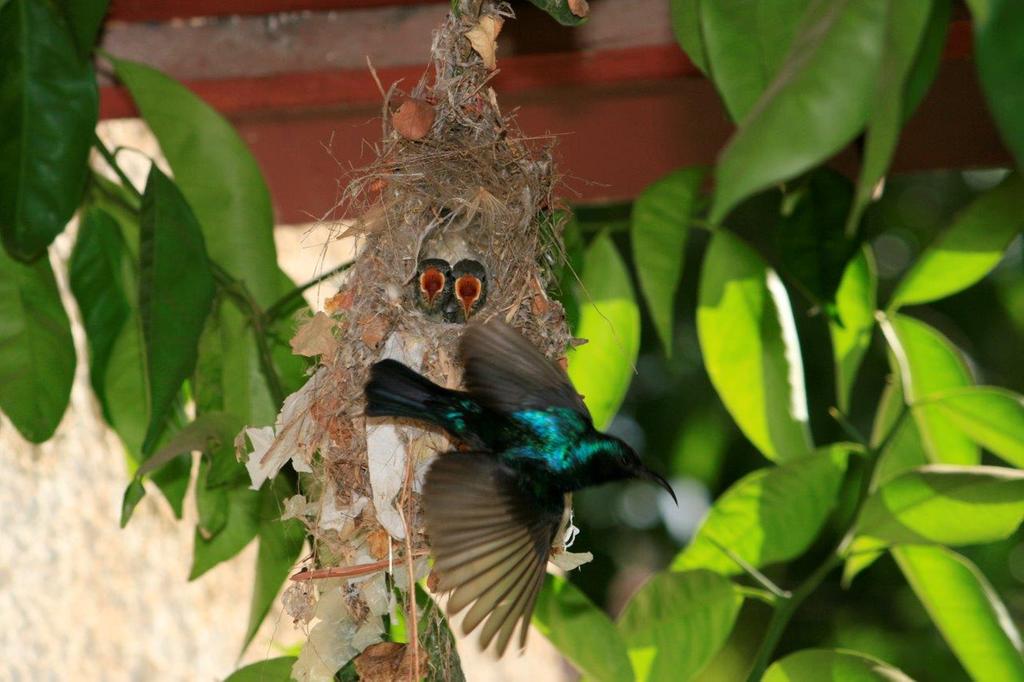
[459,320,589,417]
[424,451,564,655]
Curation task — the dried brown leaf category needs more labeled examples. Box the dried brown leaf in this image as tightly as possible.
[354,642,412,682]
[291,311,336,357]
[360,315,389,349]
[325,288,356,313]
[568,0,590,18]
[367,528,392,559]
[393,99,436,141]
[465,15,503,70]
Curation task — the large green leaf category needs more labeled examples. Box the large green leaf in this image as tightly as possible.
[923,387,1024,468]
[69,207,132,418]
[893,545,1024,681]
[673,446,848,574]
[631,166,706,355]
[245,480,306,651]
[974,0,1024,170]
[697,231,812,461]
[0,0,98,261]
[71,203,190,522]
[138,166,216,454]
[56,0,109,58]
[855,465,1024,547]
[618,571,743,682]
[190,471,261,580]
[701,0,811,121]
[0,244,75,442]
[829,247,877,412]
[880,314,979,465]
[764,648,913,681]
[889,173,1024,308]
[846,1,934,234]
[568,233,640,430]
[709,0,888,222]
[901,0,951,119]
[224,657,297,682]
[533,576,633,682]
[526,0,587,26]
[110,56,289,306]
[669,0,708,73]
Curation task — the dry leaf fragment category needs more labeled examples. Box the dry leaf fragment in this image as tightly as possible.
[392,99,436,141]
[360,315,389,349]
[568,0,590,18]
[291,311,336,357]
[354,642,412,682]
[465,15,503,70]
[324,288,355,313]
[366,528,392,559]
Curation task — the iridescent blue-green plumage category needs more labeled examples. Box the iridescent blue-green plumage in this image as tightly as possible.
[364,320,674,655]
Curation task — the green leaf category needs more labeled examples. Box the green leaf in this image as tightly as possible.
[137,411,243,479]
[776,168,856,308]
[0,246,75,442]
[69,207,132,418]
[893,545,1024,681]
[631,166,706,355]
[855,464,1024,547]
[526,0,587,27]
[245,480,305,651]
[697,230,812,461]
[618,571,743,682]
[764,648,913,681]
[879,314,979,465]
[669,0,708,74]
[533,575,633,682]
[56,0,110,58]
[846,1,934,234]
[673,446,848,574]
[138,166,216,453]
[224,657,297,682]
[829,246,877,411]
[190,475,261,580]
[567,232,640,429]
[700,0,811,121]
[924,387,1024,468]
[974,0,1024,171]
[0,0,98,261]
[902,0,952,120]
[889,173,1024,308]
[120,478,146,528]
[110,56,289,306]
[709,0,889,222]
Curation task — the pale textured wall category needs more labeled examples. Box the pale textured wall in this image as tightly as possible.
[0,121,570,682]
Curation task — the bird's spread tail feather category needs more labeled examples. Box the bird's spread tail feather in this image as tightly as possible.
[365,359,458,424]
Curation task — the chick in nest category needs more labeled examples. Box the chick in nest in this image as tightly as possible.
[443,259,488,323]
[414,258,454,319]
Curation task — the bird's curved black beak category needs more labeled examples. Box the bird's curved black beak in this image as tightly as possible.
[640,466,677,505]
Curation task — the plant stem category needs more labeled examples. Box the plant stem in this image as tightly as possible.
[93,133,143,200]
[209,263,287,406]
[744,405,901,681]
[264,260,354,322]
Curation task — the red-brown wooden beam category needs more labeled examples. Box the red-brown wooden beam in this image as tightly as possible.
[99,45,698,119]
[108,0,445,22]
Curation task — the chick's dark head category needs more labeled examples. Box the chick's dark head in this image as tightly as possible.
[452,258,488,320]
[415,258,453,312]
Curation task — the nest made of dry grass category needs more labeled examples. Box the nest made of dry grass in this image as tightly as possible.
[274,1,577,678]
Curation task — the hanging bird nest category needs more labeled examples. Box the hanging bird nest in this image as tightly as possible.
[241,1,578,679]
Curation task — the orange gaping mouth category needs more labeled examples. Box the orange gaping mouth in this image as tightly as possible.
[420,268,445,305]
[455,276,482,316]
